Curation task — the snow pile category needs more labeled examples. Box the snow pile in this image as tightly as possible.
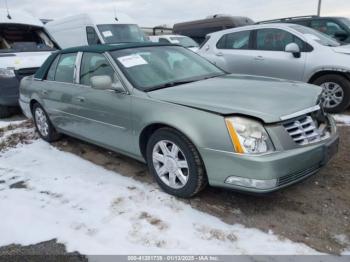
[334,114,350,126]
[0,141,319,255]
[0,116,26,129]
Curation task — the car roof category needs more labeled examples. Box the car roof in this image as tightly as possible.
[58,42,177,54]
[34,42,179,80]
[208,23,299,36]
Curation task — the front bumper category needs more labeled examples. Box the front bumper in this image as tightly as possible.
[0,77,20,106]
[200,134,339,193]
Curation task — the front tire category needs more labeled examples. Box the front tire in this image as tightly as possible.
[313,74,350,113]
[146,128,207,198]
[32,103,61,142]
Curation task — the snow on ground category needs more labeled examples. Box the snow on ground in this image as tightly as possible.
[0,116,26,129]
[0,140,319,255]
[334,114,350,126]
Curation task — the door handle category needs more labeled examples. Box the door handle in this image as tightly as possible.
[41,90,48,95]
[75,96,85,102]
[216,52,224,57]
[254,56,264,61]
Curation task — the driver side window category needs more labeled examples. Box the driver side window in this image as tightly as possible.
[256,29,304,51]
[80,52,116,86]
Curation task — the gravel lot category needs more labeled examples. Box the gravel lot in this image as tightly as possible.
[0,112,349,255]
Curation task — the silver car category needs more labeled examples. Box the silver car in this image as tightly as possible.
[198,23,350,113]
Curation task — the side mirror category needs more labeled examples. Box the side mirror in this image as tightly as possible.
[91,75,112,90]
[285,43,301,58]
[90,75,126,93]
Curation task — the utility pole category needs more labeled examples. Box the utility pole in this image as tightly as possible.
[317,0,322,16]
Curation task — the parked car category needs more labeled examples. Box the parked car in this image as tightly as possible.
[173,15,254,44]
[198,23,350,113]
[149,35,199,52]
[258,15,350,44]
[45,12,148,49]
[0,9,58,118]
[20,43,338,197]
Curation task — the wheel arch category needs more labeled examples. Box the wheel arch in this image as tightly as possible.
[139,122,196,162]
[308,69,350,84]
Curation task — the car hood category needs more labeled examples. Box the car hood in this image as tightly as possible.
[0,51,52,70]
[148,74,322,123]
[332,44,350,55]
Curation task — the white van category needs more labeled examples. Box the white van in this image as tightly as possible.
[0,9,58,117]
[45,12,148,49]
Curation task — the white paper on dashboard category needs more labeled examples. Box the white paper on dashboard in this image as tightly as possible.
[117,55,148,68]
[102,31,113,37]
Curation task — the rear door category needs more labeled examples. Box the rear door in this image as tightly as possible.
[248,28,307,81]
[41,52,81,132]
[208,30,254,74]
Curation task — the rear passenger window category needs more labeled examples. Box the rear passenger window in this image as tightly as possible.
[80,53,115,86]
[46,56,60,81]
[55,53,77,83]
[217,31,250,49]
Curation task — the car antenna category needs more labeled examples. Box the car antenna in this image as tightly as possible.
[114,7,118,21]
[5,0,11,19]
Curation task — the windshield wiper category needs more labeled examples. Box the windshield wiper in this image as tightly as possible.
[146,80,197,92]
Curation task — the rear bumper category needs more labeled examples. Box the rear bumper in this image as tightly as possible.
[0,77,20,106]
[201,134,339,193]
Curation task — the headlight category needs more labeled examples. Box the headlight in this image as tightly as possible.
[0,68,15,78]
[225,117,274,154]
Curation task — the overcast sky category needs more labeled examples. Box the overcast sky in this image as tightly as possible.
[5,0,350,26]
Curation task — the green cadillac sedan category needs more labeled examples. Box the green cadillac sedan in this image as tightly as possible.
[19,43,339,197]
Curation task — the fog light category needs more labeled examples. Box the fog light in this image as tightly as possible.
[225,176,277,190]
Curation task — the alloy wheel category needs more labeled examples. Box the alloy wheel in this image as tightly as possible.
[320,82,344,109]
[152,140,189,189]
[35,107,49,137]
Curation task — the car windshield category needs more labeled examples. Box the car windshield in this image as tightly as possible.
[169,36,199,48]
[289,25,340,47]
[97,24,148,44]
[111,45,225,91]
[0,24,57,52]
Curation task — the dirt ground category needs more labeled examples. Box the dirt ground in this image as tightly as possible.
[1,115,349,255]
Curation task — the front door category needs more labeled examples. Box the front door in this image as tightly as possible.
[71,52,132,153]
[249,28,307,81]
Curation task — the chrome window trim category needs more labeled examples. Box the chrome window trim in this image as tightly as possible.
[280,105,320,121]
[74,52,83,84]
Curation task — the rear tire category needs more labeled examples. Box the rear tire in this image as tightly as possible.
[146,128,207,198]
[32,103,61,142]
[313,74,350,113]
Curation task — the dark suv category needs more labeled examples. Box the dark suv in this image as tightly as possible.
[258,16,350,44]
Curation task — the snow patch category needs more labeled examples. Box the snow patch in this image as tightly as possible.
[0,141,319,255]
[333,114,350,126]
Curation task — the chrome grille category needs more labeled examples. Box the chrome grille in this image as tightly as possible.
[283,113,330,146]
